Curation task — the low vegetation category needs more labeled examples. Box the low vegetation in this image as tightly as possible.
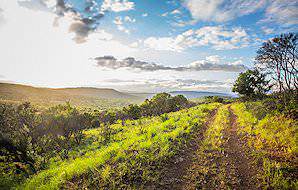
[20,103,218,189]
[231,102,298,189]
[0,92,208,189]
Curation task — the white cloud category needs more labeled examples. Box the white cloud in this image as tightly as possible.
[188,56,245,71]
[161,12,169,17]
[144,36,184,52]
[113,16,131,34]
[206,55,220,63]
[170,9,181,15]
[117,25,130,34]
[129,41,139,48]
[183,0,266,22]
[229,60,243,65]
[113,16,123,25]
[142,13,148,17]
[94,55,246,72]
[0,1,136,87]
[261,27,274,35]
[183,0,298,26]
[96,78,234,93]
[124,16,136,23]
[143,26,250,52]
[101,0,134,12]
[262,0,298,26]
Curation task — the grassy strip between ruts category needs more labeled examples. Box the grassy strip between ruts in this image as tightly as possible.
[19,103,220,189]
[231,102,298,189]
[185,105,233,189]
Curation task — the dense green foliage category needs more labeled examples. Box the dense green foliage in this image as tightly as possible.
[231,102,298,189]
[232,69,271,99]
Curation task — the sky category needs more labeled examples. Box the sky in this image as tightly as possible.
[0,0,297,93]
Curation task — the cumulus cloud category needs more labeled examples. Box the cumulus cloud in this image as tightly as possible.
[261,27,274,35]
[95,56,175,71]
[147,79,230,90]
[143,26,250,52]
[96,78,234,93]
[113,16,134,34]
[183,0,266,22]
[94,55,246,72]
[124,16,135,23]
[183,0,298,27]
[101,0,134,12]
[17,0,136,43]
[261,0,298,26]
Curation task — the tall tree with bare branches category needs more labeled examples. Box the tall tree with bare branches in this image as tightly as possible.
[255,33,297,94]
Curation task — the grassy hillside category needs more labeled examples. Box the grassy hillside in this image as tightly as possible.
[0,83,143,109]
[231,102,298,189]
[20,103,219,189]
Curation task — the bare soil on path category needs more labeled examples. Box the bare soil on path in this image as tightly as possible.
[149,109,218,189]
[223,107,260,190]
[150,105,261,190]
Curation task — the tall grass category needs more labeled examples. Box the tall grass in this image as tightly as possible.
[231,102,298,189]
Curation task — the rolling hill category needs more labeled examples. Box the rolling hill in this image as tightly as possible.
[0,83,142,109]
[0,83,236,109]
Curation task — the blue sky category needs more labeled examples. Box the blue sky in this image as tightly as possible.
[0,0,297,93]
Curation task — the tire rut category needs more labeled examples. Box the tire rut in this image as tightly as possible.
[223,106,260,190]
[150,109,218,190]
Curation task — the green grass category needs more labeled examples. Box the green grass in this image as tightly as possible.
[203,105,229,151]
[20,103,220,189]
[231,102,298,189]
[187,105,233,189]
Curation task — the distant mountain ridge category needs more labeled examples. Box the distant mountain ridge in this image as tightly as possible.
[0,83,234,108]
[169,91,232,99]
[0,83,138,100]
[0,83,141,109]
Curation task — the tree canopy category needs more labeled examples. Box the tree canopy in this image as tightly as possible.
[232,69,271,98]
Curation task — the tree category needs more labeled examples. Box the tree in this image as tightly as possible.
[150,93,172,115]
[140,99,152,117]
[44,102,88,159]
[122,104,141,120]
[171,95,189,110]
[232,69,271,99]
[0,102,41,174]
[255,33,297,93]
